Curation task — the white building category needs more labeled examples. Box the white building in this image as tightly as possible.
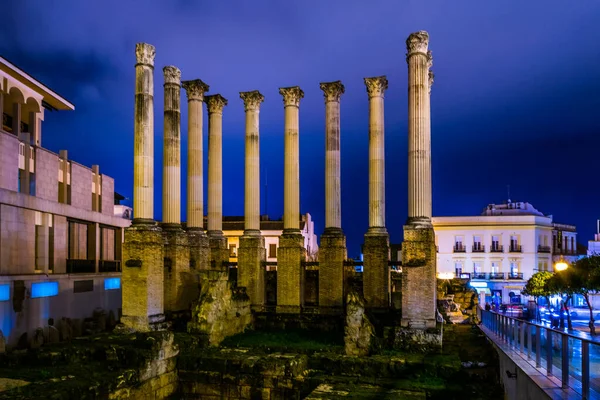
[216,213,319,263]
[433,201,578,306]
[587,220,600,256]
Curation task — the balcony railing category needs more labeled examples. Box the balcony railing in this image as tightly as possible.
[508,272,524,280]
[66,259,95,274]
[553,249,577,256]
[453,244,466,253]
[490,245,504,253]
[99,260,121,272]
[509,244,522,253]
[489,272,505,280]
[537,245,551,253]
[472,244,485,253]
[472,272,487,280]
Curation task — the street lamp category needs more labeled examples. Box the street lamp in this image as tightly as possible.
[554,260,568,272]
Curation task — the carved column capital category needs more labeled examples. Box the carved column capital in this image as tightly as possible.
[406,30,429,61]
[135,43,156,66]
[182,79,209,101]
[239,90,265,111]
[279,86,304,107]
[319,81,345,102]
[163,66,181,86]
[364,76,389,98]
[428,71,434,93]
[205,94,228,114]
[427,50,433,68]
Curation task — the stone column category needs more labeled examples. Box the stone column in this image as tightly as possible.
[122,43,165,332]
[205,94,229,270]
[182,79,210,278]
[318,81,346,312]
[161,66,192,318]
[363,76,391,309]
[401,31,437,330]
[277,86,306,313]
[239,90,266,308]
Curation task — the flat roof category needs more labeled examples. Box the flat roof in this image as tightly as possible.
[0,55,74,111]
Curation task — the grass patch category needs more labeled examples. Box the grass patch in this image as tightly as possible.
[221,329,344,352]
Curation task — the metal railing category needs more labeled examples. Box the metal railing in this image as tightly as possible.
[472,244,485,253]
[490,245,504,253]
[509,244,522,252]
[453,244,466,253]
[538,245,551,253]
[479,309,599,399]
[508,272,524,280]
[99,260,121,272]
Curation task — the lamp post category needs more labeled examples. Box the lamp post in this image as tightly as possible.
[555,260,568,272]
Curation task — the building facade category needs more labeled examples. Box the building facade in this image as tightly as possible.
[218,213,319,263]
[433,201,578,306]
[0,56,130,347]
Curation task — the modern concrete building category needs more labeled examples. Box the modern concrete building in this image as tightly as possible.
[433,201,578,306]
[216,214,319,263]
[0,56,130,346]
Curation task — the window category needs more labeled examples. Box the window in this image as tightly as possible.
[229,244,237,258]
[101,227,115,261]
[269,243,277,258]
[473,262,482,273]
[31,282,59,298]
[92,172,102,212]
[491,262,499,273]
[58,159,72,205]
[473,235,482,251]
[454,262,463,276]
[491,235,500,251]
[74,280,94,293]
[454,236,465,251]
[68,221,88,259]
[510,262,519,276]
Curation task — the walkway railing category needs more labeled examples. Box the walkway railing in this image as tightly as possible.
[479,309,600,399]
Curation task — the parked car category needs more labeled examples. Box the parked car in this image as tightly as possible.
[568,307,600,320]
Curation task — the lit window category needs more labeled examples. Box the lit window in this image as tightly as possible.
[31,282,59,298]
[0,284,9,301]
[104,278,121,290]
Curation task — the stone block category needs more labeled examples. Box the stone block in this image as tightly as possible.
[318,230,346,311]
[209,234,229,271]
[163,226,195,315]
[276,233,305,313]
[188,229,210,271]
[401,225,437,329]
[238,234,266,307]
[362,232,390,309]
[121,222,165,331]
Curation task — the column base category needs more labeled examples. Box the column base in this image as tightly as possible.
[405,216,432,229]
[121,223,164,332]
[238,234,266,307]
[276,233,306,313]
[163,227,194,317]
[119,314,168,333]
[401,225,437,330]
[319,229,346,308]
[363,230,390,309]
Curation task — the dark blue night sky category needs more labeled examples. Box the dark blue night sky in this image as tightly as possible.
[2,1,600,256]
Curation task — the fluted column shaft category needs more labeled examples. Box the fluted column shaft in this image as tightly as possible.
[133,43,155,222]
[206,95,228,234]
[320,81,344,231]
[365,76,388,230]
[183,80,209,229]
[240,91,264,234]
[407,31,432,224]
[162,66,181,225]
[279,87,304,232]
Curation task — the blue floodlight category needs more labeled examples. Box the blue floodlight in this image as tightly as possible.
[0,284,9,301]
[104,278,121,290]
[31,282,59,298]
[469,281,488,288]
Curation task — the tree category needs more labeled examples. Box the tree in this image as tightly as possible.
[569,256,600,335]
[545,270,576,330]
[522,271,553,321]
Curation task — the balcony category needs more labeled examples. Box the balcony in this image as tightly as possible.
[509,244,522,253]
[537,245,551,253]
[508,272,524,280]
[490,245,504,253]
[453,244,466,253]
[472,244,485,253]
[489,272,505,280]
[99,260,121,272]
[554,249,576,256]
[66,259,95,274]
[472,272,487,280]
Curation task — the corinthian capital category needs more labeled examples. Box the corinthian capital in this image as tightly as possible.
[163,66,181,86]
[182,79,209,101]
[319,81,345,102]
[205,94,228,114]
[135,43,156,66]
[406,30,429,61]
[279,86,304,107]
[427,50,433,69]
[240,90,265,111]
[364,76,389,98]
